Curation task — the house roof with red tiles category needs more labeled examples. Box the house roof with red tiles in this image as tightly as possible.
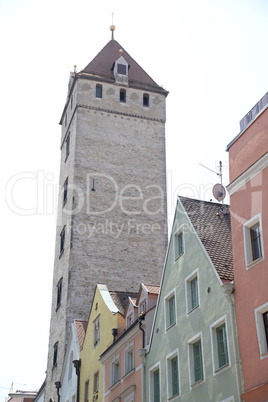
[75,320,88,351]
[143,284,160,295]
[81,39,168,95]
[109,291,138,315]
[179,197,234,281]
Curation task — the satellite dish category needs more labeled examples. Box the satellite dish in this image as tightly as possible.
[212,183,226,202]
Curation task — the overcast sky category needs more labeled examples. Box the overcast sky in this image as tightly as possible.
[1,0,268,400]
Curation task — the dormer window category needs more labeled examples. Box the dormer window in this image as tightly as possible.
[114,56,128,85]
[120,89,126,103]
[117,64,126,75]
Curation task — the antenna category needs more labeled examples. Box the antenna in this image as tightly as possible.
[200,161,227,213]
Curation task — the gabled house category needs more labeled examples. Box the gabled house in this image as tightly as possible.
[60,320,87,402]
[143,196,243,401]
[79,284,136,402]
[100,284,159,402]
[227,92,268,401]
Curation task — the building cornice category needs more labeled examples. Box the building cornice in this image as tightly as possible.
[227,152,268,196]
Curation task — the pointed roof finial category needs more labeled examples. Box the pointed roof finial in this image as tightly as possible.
[110,12,115,40]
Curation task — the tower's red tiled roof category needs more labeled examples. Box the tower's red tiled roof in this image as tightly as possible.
[75,320,88,350]
[179,197,234,281]
[81,40,167,93]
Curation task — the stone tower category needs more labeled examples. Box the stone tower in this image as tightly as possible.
[45,33,168,401]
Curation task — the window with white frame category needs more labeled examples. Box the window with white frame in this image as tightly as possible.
[243,214,264,268]
[111,355,120,386]
[93,371,99,400]
[165,290,176,330]
[210,316,230,374]
[188,333,204,387]
[149,363,160,402]
[185,269,199,315]
[166,350,180,399]
[254,302,268,359]
[124,343,134,375]
[93,315,100,347]
[84,380,89,402]
[126,313,132,328]
[174,225,184,261]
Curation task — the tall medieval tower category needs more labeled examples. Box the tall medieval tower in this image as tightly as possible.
[45,30,168,400]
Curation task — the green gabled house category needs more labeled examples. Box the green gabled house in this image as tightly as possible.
[142,196,243,402]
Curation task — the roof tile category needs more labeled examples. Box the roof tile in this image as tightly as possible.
[179,197,234,281]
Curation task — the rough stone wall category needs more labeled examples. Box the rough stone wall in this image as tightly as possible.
[45,78,168,401]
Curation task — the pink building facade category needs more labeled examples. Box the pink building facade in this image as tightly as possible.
[227,93,268,401]
[100,284,159,402]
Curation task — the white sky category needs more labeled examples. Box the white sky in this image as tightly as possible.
[0,0,267,399]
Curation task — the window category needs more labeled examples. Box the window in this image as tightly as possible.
[120,89,126,103]
[153,369,160,402]
[84,380,89,402]
[174,226,184,261]
[118,64,127,75]
[65,132,70,161]
[56,278,62,308]
[71,95,73,109]
[96,84,102,98]
[140,300,147,314]
[188,334,204,387]
[210,317,230,374]
[185,269,199,315]
[127,314,132,327]
[143,93,149,107]
[254,302,268,359]
[111,356,120,386]
[60,226,65,256]
[93,315,100,347]
[93,371,99,400]
[65,113,67,127]
[166,351,179,399]
[124,343,134,375]
[63,177,68,206]
[53,342,58,366]
[68,351,73,380]
[243,214,264,268]
[165,290,176,330]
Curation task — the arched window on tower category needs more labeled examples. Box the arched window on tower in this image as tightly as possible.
[143,93,149,107]
[120,89,126,103]
[96,84,102,98]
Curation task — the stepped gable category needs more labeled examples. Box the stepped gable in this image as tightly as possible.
[75,320,88,350]
[81,39,166,92]
[109,291,138,315]
[179,197,234,281]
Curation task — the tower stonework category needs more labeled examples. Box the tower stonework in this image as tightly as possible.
[45,38,168,401]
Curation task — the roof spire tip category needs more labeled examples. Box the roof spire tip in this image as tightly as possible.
[110,24,115,40]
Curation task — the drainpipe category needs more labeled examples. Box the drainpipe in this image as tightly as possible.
[73,359,81,402]
[222,282,243,402]
[139,313,146,348]
[55,381,61,402]
[138,348,146,402]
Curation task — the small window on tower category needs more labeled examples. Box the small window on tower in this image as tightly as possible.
[53,342,58,366]
[96,84,102,98]
[118,64,126,75]
[120,89,126,103]
[56,278,63,309]
[60,226,66,257]
[143,93,149,107]
[65,133,70,162]
[63,177,68,206]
